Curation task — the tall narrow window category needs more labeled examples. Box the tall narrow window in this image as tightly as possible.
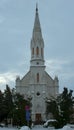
[41,48,43,57]
[37,73,39,82]
[32,48,34,55]
[36,47,39,55]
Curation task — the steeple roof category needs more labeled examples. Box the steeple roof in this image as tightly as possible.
[32,4,42,39]
[34,4,41,31]
[31,5,44,66]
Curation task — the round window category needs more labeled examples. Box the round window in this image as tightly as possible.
[36,92,40,96]
[37,92,40,96]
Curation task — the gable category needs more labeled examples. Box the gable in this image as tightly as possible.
[45,71,54,86]
[20,71,31,86]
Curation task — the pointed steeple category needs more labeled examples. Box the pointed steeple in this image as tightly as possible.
[36,3,38,13]
[30,5,45,67]
[33,4,42,39]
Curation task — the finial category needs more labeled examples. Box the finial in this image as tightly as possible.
[36,3,38,12]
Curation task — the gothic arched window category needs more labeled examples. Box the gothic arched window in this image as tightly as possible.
[32,48,34,55]
[37,73,39,82]
[36,47,39,56]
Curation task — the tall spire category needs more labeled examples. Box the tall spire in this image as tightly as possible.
[33,4,42,39]
[36,3,38,13]
[30,5,45,67]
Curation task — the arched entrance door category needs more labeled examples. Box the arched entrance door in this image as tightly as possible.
[35,113,41,124]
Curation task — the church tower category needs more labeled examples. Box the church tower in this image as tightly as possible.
[30,5,45,67]
[30,5,46,86]
[16,5,59,123]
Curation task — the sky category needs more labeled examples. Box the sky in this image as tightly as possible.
[0,0,74,95]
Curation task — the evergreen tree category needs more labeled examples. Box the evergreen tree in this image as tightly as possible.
[0,90,4,122]
[46,87,74,128]
[60,88,74,124]
[3,85,13,125]
[0,85,32,127]
[12,93,31,126]
[46,98,59,119]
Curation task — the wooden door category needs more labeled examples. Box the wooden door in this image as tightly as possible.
[35,113,41,122]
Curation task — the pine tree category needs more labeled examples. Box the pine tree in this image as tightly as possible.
[0,90,4,122]
[60,87,74,124]
[46,87,74,128]
[3,85,13,125]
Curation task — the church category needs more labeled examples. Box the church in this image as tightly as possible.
[16,5,59,123]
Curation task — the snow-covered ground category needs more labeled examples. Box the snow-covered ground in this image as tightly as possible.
[0,127,18,130]
[0,124,74,130]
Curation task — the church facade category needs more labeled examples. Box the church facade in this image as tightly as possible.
[16,6,59,123]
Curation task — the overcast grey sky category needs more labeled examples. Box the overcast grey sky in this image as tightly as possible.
[0,0,74,94]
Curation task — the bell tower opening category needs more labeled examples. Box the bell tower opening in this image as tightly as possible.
[36,47,39,56]
[32,48,34,55]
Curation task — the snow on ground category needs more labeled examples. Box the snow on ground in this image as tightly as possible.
[0,124,74,130]
[0,127,18,130]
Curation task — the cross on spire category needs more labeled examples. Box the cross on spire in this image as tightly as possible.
[36,3,38,13]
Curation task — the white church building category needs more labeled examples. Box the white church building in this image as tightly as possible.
[16,6,59,123]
